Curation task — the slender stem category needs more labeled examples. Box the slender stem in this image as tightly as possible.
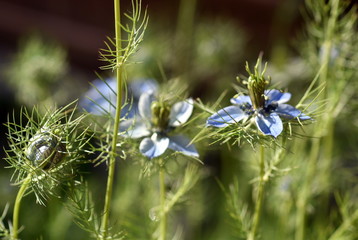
[12,175,31,240]
[247,145,265,240]
[159,162,167,240]
[319,0,338,113]
[295,1,339,239]
[318,3,339,235]
[174,0,197,78]
[295,138,320,240]
[100,0,122,238]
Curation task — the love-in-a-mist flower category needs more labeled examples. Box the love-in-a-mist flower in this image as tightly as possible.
[120,92,199,159]
[207,60,311,138]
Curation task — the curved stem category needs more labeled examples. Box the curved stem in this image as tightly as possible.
[100,0,122,239]
[159,162,167,240]
[248,145,265,240]
[12,175,31,240]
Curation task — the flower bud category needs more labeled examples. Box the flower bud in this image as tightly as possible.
[25,129,66,169]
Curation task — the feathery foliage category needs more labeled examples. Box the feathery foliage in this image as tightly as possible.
[99,0,149,71]
[4,102,93,205]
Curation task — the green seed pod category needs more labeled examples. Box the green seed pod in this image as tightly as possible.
[151,101,171,131]
[25,130,66,169]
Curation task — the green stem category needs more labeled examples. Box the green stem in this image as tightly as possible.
[319,1,338,229]
[295,137,320,240]
[100,0,122,238]
[174,0,197,78]
[295,1,339,239]
[159,162,167,240]
[320,0,338,102]
[12,175,31,240]
[247,145,265,240]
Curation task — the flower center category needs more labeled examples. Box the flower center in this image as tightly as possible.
[259,102,278,116]
[247,73,271,111]
[239,102,255,115]
[151,101,171,131]
[265,102,278,112]
[241,57,270,110]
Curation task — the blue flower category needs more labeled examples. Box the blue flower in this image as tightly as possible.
[120,92,199,159]
[79,78,158,117]
[207,89,310,138]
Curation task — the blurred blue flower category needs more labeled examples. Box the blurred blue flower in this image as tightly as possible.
[79,78,158,117]
[207,89,310,138]
[121,92,198,159]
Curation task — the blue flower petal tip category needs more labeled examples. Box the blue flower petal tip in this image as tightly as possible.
[139,138,157,159]
[168,135,199,158]
[139,134,170,159]
[255,113,283,138]
[206,106,246,128]
[206,117,229,128]
[169,98,194,127]
[298,113,312,120]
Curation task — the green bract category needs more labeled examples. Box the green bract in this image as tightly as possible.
[5,102,92,205]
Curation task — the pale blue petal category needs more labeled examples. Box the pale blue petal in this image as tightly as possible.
[86,78,116,100]
[83,96,116,116]
[120,118,151,138]
[129,79,158,99]
[139,133,169,159]
[255,113,283,138]
[80,78,157,118]
[139,138,156,158]
[275,104,312,120]
[275,104,301,119]
[168,135,199,157]
[297,113,311,120]
[138,92,156,119]
[80,78,117,115]
[121,104,136,119]
[206,106,246,128]
[230,95,252,106]
[123,79,158,118]
[265,90,291,104]
[169,98,194,127]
